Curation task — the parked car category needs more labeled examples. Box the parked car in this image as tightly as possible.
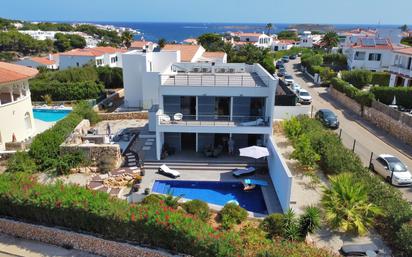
[370,154,412,186]
[291,83,301,93]
[297,89,312,104]
[282,56,290,63]
[315,109,339,129]
[289,54,297,60]
[275,60,284,69]
[339,243,382,256]
[277,67,286,77]
[284,74,294,85]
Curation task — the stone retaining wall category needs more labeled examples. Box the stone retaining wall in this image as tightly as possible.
[0,218,173,257]
[329,87,412,146]
[98,111,148,120]
[60,144,122,168]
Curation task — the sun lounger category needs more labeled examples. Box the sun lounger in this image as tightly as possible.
[244,179,268,187]
[239,118,264,126]
[158,164,181,178]
[232,166,256,177]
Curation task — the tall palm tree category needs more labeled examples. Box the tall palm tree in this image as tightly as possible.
[266,23,273,35]
[157,38,166,49]
[121,31,134,48]
[321,31,339,52]
[322,173,382,236]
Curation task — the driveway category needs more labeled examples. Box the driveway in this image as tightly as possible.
[283,59,412,202]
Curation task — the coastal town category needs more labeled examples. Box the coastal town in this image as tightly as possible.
[1,4,412,257]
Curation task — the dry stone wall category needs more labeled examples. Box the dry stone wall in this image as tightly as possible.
[98,111,148,120]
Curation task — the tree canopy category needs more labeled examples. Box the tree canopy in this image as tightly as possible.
[197,33,225,51]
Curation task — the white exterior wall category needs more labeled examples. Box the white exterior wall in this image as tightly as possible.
[346,48,393,71]
[15,59,57,70]
[59,55,97,70]
[299,31,313,48]
[0,81,35,150]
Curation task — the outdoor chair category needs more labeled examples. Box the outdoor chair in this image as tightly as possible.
[173,113,183,122]
[160,115,171,123]
[232,166,256,177]
[158,164,181,178]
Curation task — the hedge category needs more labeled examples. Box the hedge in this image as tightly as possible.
[370,86,412,109]
[371,72,390,86]
[330,77,374,107]
[284,116,412,256]
[30,80,104,101]
[341,69,372,89]
[0,173,240,257]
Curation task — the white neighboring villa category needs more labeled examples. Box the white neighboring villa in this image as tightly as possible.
[15,54,59,70]
[0,62,37,151]
[58,46,126,70]
[19,30,99,48]
[122,45,277,160]
[389,47,412,87]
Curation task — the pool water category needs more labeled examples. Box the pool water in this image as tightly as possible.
[152,180,268,214]
[33,109,71,122]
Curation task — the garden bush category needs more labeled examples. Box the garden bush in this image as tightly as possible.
[298,206,321,237]
[96,66,123,89]
[370,86,412,109]
[322,53,347,70]
[301,53,323,68]
[330,77,374,106]
[30,80,104,101]
[141,194,164,205]
[0,173,240,257]
[183,200,210,222]
[396,223,412,256]
[220,203,248,229]
[341,69,372,89]
[371,72,390,86]
[260,213,285,238]
[5,151,37,173]
[290,134,320,169]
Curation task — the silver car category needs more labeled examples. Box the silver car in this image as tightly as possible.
[370,154,412,186]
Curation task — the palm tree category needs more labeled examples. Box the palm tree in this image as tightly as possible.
[121,31,134,48]
[322,173,382,236]
[157,38,166,49]
[298,206,321,237]
[321,31,339,52]
[399,24,409,32]
[266,23,273,35]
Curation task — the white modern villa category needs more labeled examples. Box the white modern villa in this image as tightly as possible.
[389,47,412,87]
[0,62,37,151]
[122,46,276,161]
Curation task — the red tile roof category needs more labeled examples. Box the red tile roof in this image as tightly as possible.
[394,47,412,55]
[60,47,125,57]
[0,62,38,84]
[202,52,226,58]
[130,40,151,49]
[162,44,202,62]
[351,38,393,50]
[30,57,56,65]
[278,39,297,44]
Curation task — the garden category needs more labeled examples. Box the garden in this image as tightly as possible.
[282,115,412,257]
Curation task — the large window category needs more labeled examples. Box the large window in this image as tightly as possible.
[354,51,366,60]
[368,53,382,61]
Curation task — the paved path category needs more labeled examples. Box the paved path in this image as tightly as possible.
[284,59,412,202]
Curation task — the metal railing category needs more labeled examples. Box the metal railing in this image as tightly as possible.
[160,73,268,87]
[158,114,270,127]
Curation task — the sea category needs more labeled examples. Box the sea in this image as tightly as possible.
[77,21,404,42]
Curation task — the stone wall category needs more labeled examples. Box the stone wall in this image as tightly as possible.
[0,218,173,257]
[329,87,412,146]
[98,111,148,121]
[60,143,122,168]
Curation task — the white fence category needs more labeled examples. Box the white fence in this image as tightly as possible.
[267,136,293,213]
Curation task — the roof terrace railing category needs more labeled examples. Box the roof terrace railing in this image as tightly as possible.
[157,114,270,127]
[160,74,269,87]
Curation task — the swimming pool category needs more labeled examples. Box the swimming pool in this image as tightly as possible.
[33,109,72,122]
[152,180,268,214]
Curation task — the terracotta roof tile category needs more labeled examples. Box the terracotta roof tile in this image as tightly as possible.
[202,52,226,58]
[394,47,412,55]
[239,33,262,37]
[30,57,56,65]
[130,40,151,49]
[0,62,38,84]
[162,44,202,62]
[60,47,125,57]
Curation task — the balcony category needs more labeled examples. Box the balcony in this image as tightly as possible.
[389,65,412,78]
[158,114,270,127]
[161,73,269,87]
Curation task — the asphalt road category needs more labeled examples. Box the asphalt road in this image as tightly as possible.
[283,58,412,202]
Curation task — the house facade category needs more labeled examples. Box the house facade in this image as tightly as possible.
[0,62,38,150]
[15,55,58,70]
[59,47,125,70]
[122,49,277,160]
[389,47,412,87]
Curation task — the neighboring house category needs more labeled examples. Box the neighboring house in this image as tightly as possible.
[299,31,314,48]
[122,49,277,160]
[338,29,377,49]
[198,51,227,63]
[162,44,206,62]
[0,62,38,150]
[19,30,99,47]
[183,38,198,45]
[59,47,126,70]
[272,39,297,51]
[129,40,157,52]
[15,54,58,70]
[345,38,396,71]
[389,47,412,87]
[237,32,275,49]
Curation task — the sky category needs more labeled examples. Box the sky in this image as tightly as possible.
[1,0,411,25]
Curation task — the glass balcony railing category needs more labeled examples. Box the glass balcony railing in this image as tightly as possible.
[157,114,270,127]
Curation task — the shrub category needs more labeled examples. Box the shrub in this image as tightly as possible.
[370,86,412,109]
[260,213,284,238]
[341,69,372,89]
[183,200,210,222]
[6,152,37,173]
[282,209,300,241]
[322,173,382,235]
[371,72,390,86]
[323,53,347,70]
[30,80,104,101]
[320,143,363,174]
[298,206,321,237]
[220,203,248,229]
[96,66,123,88]
[330,77,374,106]
[72,101,101,125]
[141,194,164,205]
[290,134,320,169]
[282,116,302,141]
[98,152,117,174]
[0,173,240,257]
[54,152,87,176]
[396,223,412,256]
[301,53,323,68]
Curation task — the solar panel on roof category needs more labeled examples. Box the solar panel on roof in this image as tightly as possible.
[362,38,376,46]
[375,39,387,45]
